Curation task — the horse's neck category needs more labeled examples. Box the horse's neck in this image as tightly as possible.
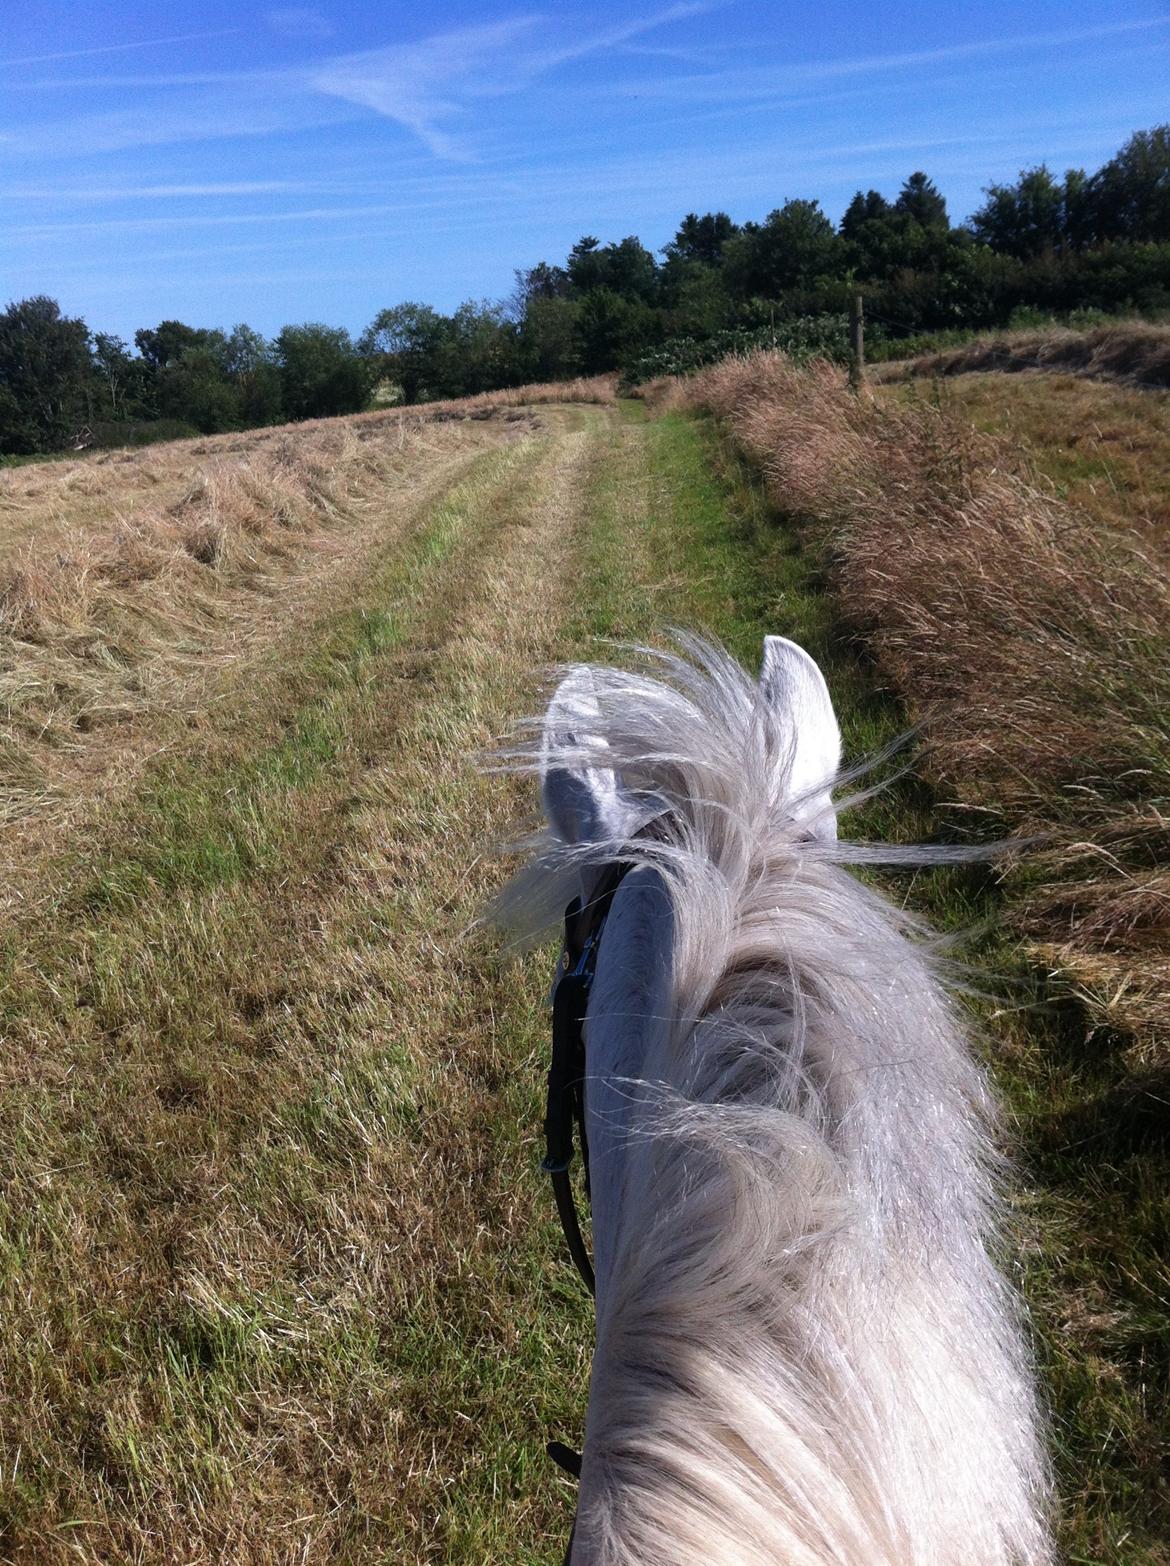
[583,865,674,1313]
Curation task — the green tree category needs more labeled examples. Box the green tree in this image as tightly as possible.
[223,324,283,426]
[360,304,446,404]
[599,237,659,302]
[519,295,579,381]
[1089,124,1170,242]
[840,177,958,279]
[659,259,734,336]
[1061,167,1095,250]
[277,323,373,420]
[724,200,845,297]
[567,237,606,294]
[567,236,658,302]
[134,319,223,371]
[423,301,519,399]
[840,190,893,241]
[663,212,739,267]
[840,190,902,276]
[157,346,241,433]
[971,166,1067,257]
[514,262,572,303]
[0,295,92,454]
[894,171,948,230]
[90,332,141,421]
[574,288,659,374]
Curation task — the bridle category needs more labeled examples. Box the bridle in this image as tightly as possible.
[541,855,634,1563]
[543,857,633,1296]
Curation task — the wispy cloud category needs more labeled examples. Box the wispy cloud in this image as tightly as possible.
[593,15,1170,104]
[3,7,713,163]
[11,193,519,241]
[312,4,714,158]
[0,29,240,68]
[782,16,1170,81]
[311,19,539,160]
[7,91,355,158]
[2,8,1160,174]
[265,9,336,42]
[13,118,1122,246]
[3,181,316,202]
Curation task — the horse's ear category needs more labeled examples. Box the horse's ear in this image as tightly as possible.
[541,669,639,845]
[759,635,841,838]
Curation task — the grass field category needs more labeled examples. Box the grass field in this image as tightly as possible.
[0,379,1165,1562]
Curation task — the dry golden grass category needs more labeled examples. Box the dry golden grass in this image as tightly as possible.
[0,377,615,863]
[0,422,598,1563]
[681,350,1170,1052]
[874,319,1170,390]
[450,373,617,409]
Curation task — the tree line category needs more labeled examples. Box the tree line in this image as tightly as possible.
[3,125,1168,456]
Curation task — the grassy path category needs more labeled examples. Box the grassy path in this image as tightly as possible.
[2,399,807,1563]
[0,401,1148,1563]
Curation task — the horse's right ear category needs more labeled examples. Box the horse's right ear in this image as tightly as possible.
[541,669,638,845]
[759,635,841,838]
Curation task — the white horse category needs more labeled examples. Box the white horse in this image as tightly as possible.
[501,635,1054,1566]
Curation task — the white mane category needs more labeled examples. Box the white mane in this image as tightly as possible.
[500,636,1054,1566]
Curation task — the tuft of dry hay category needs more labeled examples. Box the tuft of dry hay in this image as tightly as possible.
[681,349,1170,1051]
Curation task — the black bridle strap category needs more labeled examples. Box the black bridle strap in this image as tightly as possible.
[547,1440,583,1479]
[542,857,636,1563]
[542,860,632,1298]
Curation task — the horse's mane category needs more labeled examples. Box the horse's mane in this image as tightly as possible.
[500,638,1054,1566]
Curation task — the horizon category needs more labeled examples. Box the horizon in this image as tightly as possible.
[2,1,1168,342]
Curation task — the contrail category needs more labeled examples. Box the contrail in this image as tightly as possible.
[0,29,240,68]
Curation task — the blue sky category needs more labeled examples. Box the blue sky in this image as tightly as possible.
[2,2,1167,341]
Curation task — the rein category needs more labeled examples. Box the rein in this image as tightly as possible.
[542,857,633,1296]
[541,857,633,1560]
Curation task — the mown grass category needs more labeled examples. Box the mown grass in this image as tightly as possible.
[0,432,582,1562]
[74,462,495,918]
[0,407,528,845]
[873,319,1170,391]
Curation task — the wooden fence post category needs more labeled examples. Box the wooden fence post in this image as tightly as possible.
[849,294,865,387]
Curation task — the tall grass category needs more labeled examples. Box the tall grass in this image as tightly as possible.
[680,350,1170,1050]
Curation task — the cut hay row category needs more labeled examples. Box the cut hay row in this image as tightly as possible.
[0,409,542,849]
[874,319,1170,390]
[0,422,596,1564]
[677,350,1170,1052]
[0,376,616,564]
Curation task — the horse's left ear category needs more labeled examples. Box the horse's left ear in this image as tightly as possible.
[759,635,841,839]
[541,669,641,845]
